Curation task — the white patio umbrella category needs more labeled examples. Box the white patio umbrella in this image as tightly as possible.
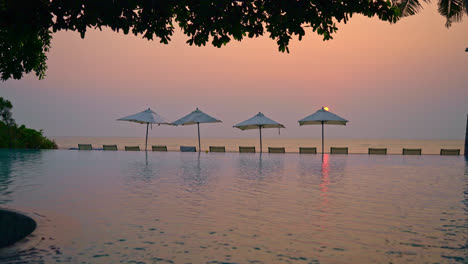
[117,108,171,151]
[298,107,348,154]
[234,112,285,153]
[172,108,221,152]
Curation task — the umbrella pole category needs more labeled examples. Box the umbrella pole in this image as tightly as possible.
[145,122,149,152]
[321,121,324,154]
[197,122,201,152]
[259,126,262,153]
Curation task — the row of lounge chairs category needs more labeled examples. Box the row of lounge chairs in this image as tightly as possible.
[77,144,461,155]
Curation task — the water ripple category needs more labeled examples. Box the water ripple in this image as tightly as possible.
[0,150,466,263]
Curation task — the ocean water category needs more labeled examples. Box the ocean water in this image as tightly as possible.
[53,137,465,155]
[0,150,466,263]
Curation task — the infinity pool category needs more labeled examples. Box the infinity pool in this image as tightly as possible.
[0,150,466,263]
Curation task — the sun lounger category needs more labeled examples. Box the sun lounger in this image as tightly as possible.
[103,145,118,151]
[180,146,196,152]
[268,147,285,153]
[331,147,348,154]
[125,146,140,151]
[299,147,317,154]
[440,149,460,155]
[152,145,168,151]
[239,146,255,153]
[402,148,421,155]
[78,144,92,150]
[368,148,387,155]
[209,146,225,152]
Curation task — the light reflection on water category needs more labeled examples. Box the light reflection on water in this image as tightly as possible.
[0,149,466,263]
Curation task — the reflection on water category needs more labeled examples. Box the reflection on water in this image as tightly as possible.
[179,153,215,190]
[0,150,466,263]
[238,153,284,181]
[127,152,155,182]
[319,154,330,230]
[0,150,44,204]
[464,156,468,214]
[0,151,13,203]
[320,154,330,195]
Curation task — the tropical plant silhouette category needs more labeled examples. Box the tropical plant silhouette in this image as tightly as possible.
[393,0,466,27]
[0,0,465,81]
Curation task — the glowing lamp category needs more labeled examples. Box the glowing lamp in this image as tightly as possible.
[323,107,329,111]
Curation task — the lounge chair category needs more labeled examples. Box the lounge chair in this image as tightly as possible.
[125,146,140,151]
[268,147,285,153]
[440,149,460,155]
[209,146,225,152]
[331,147,348,154]
[78,144,92,150]
[180,146,196,152]
[299,147,317,154]
[402,148,421,155]
[239,146,255,153]
[152,145,168,151]
[103,145,118,151]
[368,148,387,155]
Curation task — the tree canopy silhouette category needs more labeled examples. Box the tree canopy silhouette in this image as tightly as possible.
[0,0,466,81]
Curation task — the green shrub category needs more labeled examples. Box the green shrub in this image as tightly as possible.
[0,97,57,149]
[0,122,57,149]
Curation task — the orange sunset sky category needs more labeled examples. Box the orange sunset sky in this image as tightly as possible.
[1,3,467,139]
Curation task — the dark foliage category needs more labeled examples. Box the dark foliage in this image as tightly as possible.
[0,0,398,81]
[394,0,466,26]
[0,124,58,149]
[0,97,57,149]
[0,0,465,82]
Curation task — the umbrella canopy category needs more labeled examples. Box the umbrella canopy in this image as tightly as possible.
[117,108,171,151]
[298,107,348,154]
[172,108,221,152]
[298,107,348,125]
[172,108,221,126]
[234,112,285,130]
[118,108,171,124]
[234,112,285,153]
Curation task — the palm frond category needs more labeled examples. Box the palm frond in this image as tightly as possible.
[394,0,431,17]
[438,0,466,27]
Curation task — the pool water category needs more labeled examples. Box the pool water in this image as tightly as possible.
[0,150,466,263]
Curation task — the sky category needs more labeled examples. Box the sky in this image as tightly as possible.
[1,3,467,140]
